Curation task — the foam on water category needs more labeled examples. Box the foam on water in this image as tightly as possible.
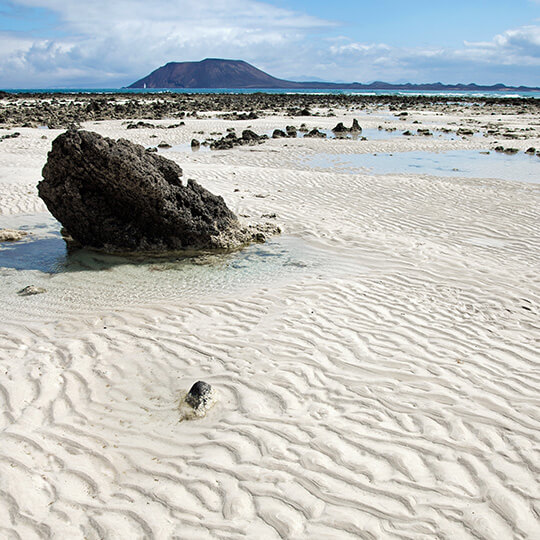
[0,214,353,320]
[301,149,540,183]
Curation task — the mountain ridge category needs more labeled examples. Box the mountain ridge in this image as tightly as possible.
[129,58,539,92]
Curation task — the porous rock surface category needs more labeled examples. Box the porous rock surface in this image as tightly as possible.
[38,129,264,252]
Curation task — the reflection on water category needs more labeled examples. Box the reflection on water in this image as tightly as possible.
[302,150,540,183]
[0,214,350,318]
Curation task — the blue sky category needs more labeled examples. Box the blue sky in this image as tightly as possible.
[0,0,538,88]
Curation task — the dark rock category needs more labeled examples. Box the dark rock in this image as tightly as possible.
[285,125,297,137]
[191,138,200,148]
[241,129,259,142]
[210,138,235,150]
[402,130,413,136]
[157,141,172,148]
[504,147,519,154]
[457,128,474,136]
[351,119,361,131]
[304,128,326,138]
[184,381,216,415]
[525,147,536,154]
[38,129,259,252]
[126,121,156,129]
[417,128,432,136]
[272,129,287,138]
[494,146,505,152]
[332,122,348,133]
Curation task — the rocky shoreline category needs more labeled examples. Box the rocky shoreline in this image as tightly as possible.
[0,92,538,129]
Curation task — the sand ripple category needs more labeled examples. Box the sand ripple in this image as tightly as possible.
[0,115,539,538]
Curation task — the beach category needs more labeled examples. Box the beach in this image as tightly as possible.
[0,95,539,538]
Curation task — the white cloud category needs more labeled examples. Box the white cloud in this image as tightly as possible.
[0,0,334,87]
[0,1,538,87]
[326,24,540,85]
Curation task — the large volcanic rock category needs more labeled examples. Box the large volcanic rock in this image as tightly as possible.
[38,130,258,252]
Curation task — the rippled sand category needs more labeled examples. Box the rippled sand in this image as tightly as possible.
[0,105,539,539]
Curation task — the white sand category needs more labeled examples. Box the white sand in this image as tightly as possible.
[0,106,539,539]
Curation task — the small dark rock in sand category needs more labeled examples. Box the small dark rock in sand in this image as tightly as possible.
[525,147,536,154]
[184,381,216,416]
[157,141,172,148]
[38,129,274,252]
[191,138,200,149]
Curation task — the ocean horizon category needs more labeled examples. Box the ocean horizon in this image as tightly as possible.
[2,87,539,98]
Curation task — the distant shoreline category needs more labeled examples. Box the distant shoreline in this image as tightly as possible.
[1,88,539,99]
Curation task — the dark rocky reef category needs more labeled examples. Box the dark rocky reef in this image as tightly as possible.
[1,94,538,130]
[38,130,274,252]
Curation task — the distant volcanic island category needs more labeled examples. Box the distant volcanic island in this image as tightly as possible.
[129,58,539,92]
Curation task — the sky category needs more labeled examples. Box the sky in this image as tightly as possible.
[0,0,539,88]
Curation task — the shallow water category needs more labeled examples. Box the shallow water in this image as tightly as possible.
[302,149,540,183]
[156,127,468,154]
[0,214,354,319]
[158,142,211,153]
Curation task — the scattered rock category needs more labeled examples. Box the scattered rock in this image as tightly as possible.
[494,146,505,152]
[17,286,46,296]
[157,141,172,148]
[457,128,474,136]
[504,147,519,154]
[191,139,200,149]
[417,128,432,136]
[0,132,20,141]
[38,129,273,252]
[402,130,413,136]
[0,228,28,242]
[126,121,156,129]
[525,147,536,154]
[272,129,287,138]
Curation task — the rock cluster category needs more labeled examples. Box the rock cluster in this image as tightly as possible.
[38,130,275,252]
[208,129,268,150]
[332,119,362,133]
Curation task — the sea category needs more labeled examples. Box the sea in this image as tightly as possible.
[2,88,539,98]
